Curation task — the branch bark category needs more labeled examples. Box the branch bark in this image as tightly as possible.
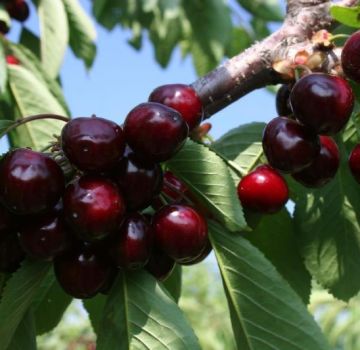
[191,0,358,118]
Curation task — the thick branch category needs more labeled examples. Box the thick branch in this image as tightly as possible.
[192,0,358,118]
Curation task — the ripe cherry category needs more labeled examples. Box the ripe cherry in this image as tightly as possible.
[181,239,212,265]
[342,31,360,83]
[0,149,65,215]
[54,244,112,299]
[162,171,188,202]
[292,136,339,188]
[152,204,208,264]
[7,0,29,22]
[237,165,289,214]
[63,175,126,241]
[61,116,125,172]
[290,73,354,135]
[124,102,189,162]
[262,117,320,173]
[149,84,203,131]
[18,211,70,260]
[110,213,152,269]
[349,144,360,184]
[113,149,163,211]
[6,55,20,65]
[276,84,293,116]
[0,231,25,272]
[145,248,175,281]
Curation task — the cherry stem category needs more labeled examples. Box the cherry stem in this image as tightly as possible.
[0,113,69,139]
[330,34,350,42]
[294,65,312,81]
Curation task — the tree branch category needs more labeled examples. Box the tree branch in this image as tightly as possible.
[192,0,358,118]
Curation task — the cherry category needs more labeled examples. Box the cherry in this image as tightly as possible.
[276,84,292,116]
[110,213,152,269]
[290,73,354,135]
[18,211,70,260]
[152,204,208,264]
[54,244,112,299]
[0,231,25,272]
[162,171,188,202]
[237,165,289,214]
[61,116,125,172]
[149,84,203,131]
[0,203,16,232]
[124,102,189,162]
[145,248,175,281]
[342,31,360,83]
[6,55,19,65]
[100,267,118,295]
[181,239,212,265]
[292,136,339,188]
[113,150,163,211]
[6,0,29,22]
[262,117,320,173]
[349,143,360,184]
[0,149,65,215]
[63,175,126,241]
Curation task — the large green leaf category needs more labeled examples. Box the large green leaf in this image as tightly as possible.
[97,271,200,350]
[83,294,107,336]
[162,265,182,303]
[167,140,247,232]
[37,0,69,78]
[19,28,41,58]
[237,0,283,22]
[0,260,51,350]
[209,221,331,350]
[330,5,360,28]
[8,64,68,150]
[0,39,7,92]
[63,0,97,69]
[8,310,37,350]
[245,209,311,303]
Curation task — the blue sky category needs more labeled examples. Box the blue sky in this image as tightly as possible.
[7,0,280,141]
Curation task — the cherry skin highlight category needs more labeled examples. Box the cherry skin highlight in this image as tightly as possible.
[149,84,203,130]
[0,149,65,215]
[237,165,289,214]
[292,136,340,188]
[54,244,112,299]
[63,175,126,241]
[349,143,360,184]
[110,213,152,269]
[262,117,320,173]
[290,73,354,135]
[61,116,125,172]
[124,102,189,162]
[342,31,360,83]
[152,204,208,264]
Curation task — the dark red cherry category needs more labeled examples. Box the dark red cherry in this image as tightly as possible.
[342,31,360,83]
[18,212,70,260]
[349,143,360,184]
[237,165,289,214]
[276,84,292,116]
[262,117,320,173]
[152,204,208,264]
[181,239,212,266]
[124,102,189,162]
[0,231,25,273]
[54,245,112,299]
[290,73,354,135]
[113,150,163,211]
[145,248,175,281]
[162,171,188,202]
[292,136,339,188]
[61,116,125,172]
[0,203,16,232]
[7,0,29,22]
[6,55,19,65]
[0,149,65,215]
[110,213,152,269]
[149,84,203,131]
[63,176,126,241]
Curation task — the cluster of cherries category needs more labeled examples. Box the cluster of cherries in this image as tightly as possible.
[237,30,360,215]
[0,0,29,34]
[0,84,213,299]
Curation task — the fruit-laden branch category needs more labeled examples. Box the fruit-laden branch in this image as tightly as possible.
[191,0,359,118]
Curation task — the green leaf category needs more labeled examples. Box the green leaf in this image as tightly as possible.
[245,209,311,303]
[295,157,360,301]
[19,28,41,58]
[0,40,7,92]
[8,310,37,350]
[330,5,360,28]
[8,64,68,150]
[83,294,107,336]
[0,119,16,138]
[63,0,97,69]
[209,221,331,350]
[0,4,11,30]
[225,26,253,57]
[0,260,51,350]
[97,271,200,350]
[162,264,182,302]
[92,0,123,30]
[237,0,283,22]
[167,140,247,232]
[37,0,69,78]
